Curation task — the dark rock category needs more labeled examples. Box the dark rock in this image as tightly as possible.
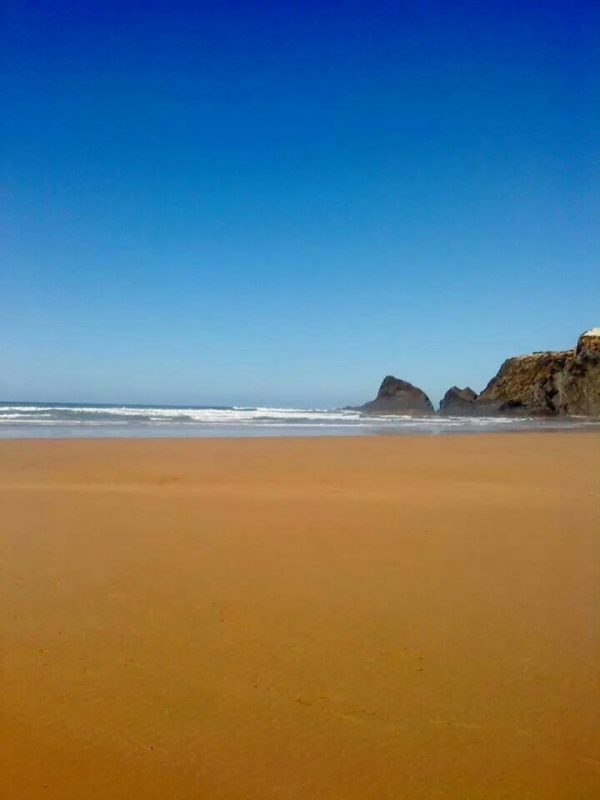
[439,386,478,416]
[474,329,600,417]
[359,375,434,415]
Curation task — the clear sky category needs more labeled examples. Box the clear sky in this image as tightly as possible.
[2,0,598,408]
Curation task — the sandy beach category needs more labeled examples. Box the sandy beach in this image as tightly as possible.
[1,433,598,799]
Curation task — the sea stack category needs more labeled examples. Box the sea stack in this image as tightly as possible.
[359,376,434,415]
[439,386,478,416]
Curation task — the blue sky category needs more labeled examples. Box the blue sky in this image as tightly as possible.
[2,0,598,407]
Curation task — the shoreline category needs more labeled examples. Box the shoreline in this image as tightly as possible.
[2,400,598,441]
[1,419,598,442]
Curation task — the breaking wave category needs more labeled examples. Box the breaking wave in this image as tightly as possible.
[0,402,594,438]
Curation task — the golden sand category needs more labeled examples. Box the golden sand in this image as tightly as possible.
[1,433,599,799]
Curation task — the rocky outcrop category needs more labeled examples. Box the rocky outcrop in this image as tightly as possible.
[577,327,600,356]
[357,330,599,419]
[439,386,478,416]
[359,376,434,415]
[474,329,600,417]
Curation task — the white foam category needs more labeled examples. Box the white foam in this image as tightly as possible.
[0,402,595,438]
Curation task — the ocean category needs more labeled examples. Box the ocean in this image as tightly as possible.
[0,401,595,438]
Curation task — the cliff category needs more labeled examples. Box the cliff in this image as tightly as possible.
[359,376,434,415]
[474,329,600,417]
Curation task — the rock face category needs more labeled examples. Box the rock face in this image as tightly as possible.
[359,375,434,415]
[439,386,478,416]
[576,327,600,357]
[475,329,600,417]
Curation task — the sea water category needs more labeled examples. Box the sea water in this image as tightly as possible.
[0,401,595,438]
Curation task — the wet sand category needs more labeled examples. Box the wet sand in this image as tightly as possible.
[1,433,599,799]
